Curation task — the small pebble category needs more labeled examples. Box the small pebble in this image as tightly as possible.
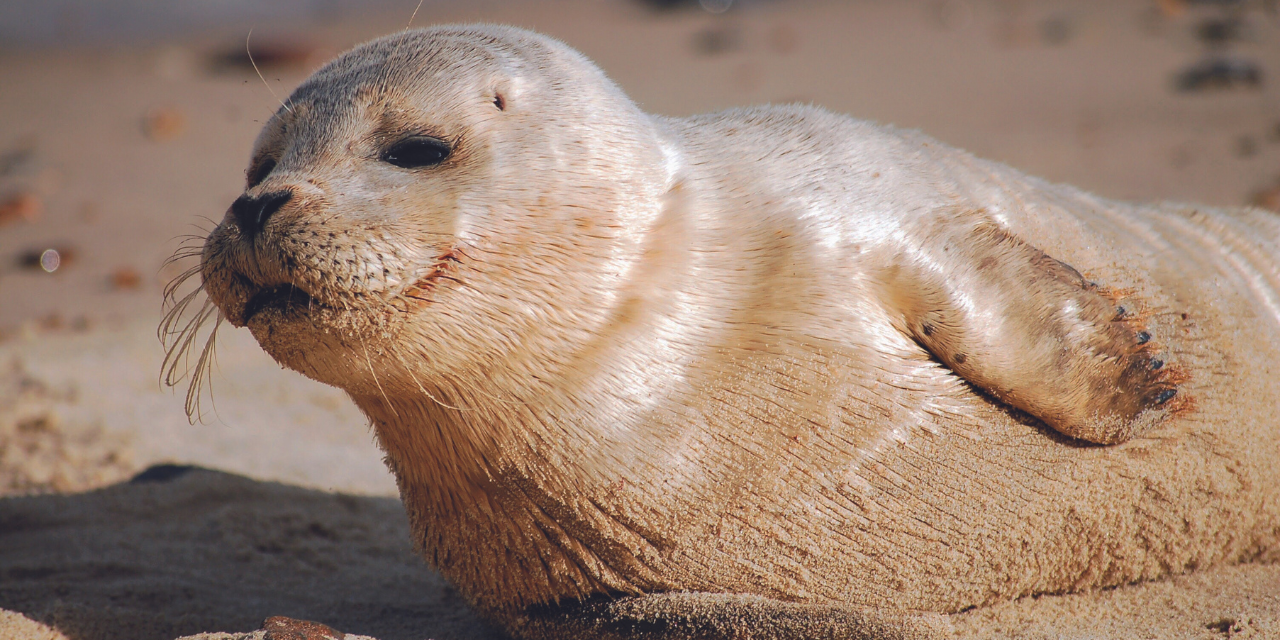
[1235,136,1258,158]
[17,246,76,273]
[1196,17,1243,47]
[1157,0,1186,19]
[1252,182,1280,212]
[142,107,187,142]
[1039,15,1075,46]
[207,40,318,73]
[1175,57,1262,93]
[692,24,741,56]
[110,266,143,291]
[0,191,42,226]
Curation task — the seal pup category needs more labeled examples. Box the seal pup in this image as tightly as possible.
[167,24,1280,640]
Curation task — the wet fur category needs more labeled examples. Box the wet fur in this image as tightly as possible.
[167,25,1280,640]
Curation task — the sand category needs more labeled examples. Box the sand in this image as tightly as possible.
[0,466,1277,639]
[0,0,1277,638]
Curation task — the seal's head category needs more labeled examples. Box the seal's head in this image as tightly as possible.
[195,25,672,396]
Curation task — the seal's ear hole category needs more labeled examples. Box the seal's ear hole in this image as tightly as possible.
[493,92,506,111]
[247,158,277,188]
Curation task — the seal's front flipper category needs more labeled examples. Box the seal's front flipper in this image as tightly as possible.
[873,211,1181,444]
[513,592,950,640]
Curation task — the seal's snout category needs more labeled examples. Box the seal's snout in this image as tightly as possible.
[231,189,293,239]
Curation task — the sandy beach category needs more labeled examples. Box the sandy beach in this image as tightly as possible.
[1,0,1278,638]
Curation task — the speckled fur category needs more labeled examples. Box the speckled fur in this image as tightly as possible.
[184,25,1280,640]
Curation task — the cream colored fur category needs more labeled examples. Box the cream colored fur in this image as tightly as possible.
[172,24,1280,640]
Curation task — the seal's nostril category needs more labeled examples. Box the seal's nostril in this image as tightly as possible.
[231,190,293,238]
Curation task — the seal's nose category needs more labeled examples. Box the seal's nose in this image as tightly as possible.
[231,190,293,239]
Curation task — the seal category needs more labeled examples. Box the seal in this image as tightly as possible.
[166,24,1280,640]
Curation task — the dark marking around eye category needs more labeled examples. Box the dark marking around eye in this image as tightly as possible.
[494,92,506,111]
[382,135,452,169]
[247,158,277,188]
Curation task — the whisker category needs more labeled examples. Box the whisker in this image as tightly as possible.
[160,297,214,384]
[184,311,223,422]
[380,0,428,90]
[406,0,425,30]
[247,28,292,114]
[349,296,399,419]
[160,253,203,278]
[160,265,205,317]
[158,237,224,423]
[360,292,473,413]
[364,248,531,411]
[390,345,473,412]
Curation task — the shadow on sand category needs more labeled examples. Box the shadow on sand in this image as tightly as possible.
[0,465,506,640]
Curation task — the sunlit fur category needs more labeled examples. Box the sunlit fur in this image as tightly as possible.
[168,24,1280,640]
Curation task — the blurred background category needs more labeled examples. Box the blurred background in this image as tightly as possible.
[1,0,1278,498]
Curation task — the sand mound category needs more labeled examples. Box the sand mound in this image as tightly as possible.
[0,466,1276,640]
[0,466,503,640]
[0,359,134,496]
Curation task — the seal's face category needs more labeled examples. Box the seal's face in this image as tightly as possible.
[196,27,669,394]
[201,66,477,390]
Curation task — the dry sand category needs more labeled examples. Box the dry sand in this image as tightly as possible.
[1,0,1278,638]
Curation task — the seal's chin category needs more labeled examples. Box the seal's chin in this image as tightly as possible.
[243,283,315,323]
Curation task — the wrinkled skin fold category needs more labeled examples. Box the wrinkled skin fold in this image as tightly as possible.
[169,24,1280,640]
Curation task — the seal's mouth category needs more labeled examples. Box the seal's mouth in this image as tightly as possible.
[243,283,315,322]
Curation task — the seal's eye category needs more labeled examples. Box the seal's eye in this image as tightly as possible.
[382,136,452,169]
[247,158,277,188]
